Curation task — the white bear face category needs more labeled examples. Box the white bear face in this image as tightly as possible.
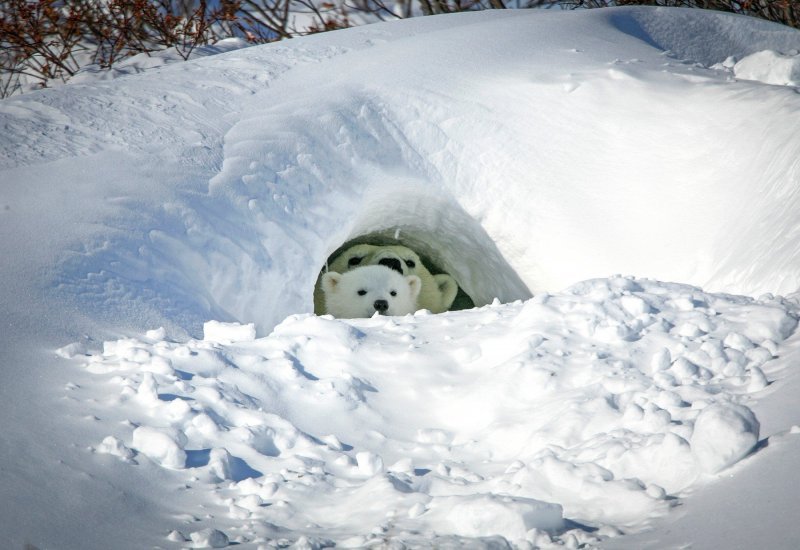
[321,265,421,319]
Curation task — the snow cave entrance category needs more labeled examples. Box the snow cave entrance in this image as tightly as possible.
[314,182,532,314]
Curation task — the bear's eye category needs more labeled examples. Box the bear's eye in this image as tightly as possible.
[405,259,416,268]
[348,256,363,267]
[390,290,397,297]
[357,289,367,296]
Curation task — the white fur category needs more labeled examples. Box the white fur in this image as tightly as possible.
[321,265,421,319]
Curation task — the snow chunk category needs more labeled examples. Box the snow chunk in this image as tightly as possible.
[55,341,88,358]
[136,372,160,406]
[650,348,672,373]
[724,332,754,352]
[145,327,167,340]
[131,426,187,469]
[189,528,229,548]
[747,366,769,392]
[620,295,650,317]
[426,494,564,540]
[202,321,256,343]
[96,436,135,462]
[167,530,187,542]
[691,403,760,473]
[355,451,384,477]
[208,448,234,481]
[734,50,800,86]
[610,432,698,493]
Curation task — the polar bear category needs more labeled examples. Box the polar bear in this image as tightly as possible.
[321,265,421,318]
[314,244,458,315]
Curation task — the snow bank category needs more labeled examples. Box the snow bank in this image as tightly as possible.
[3,8,800,342]
[67,278,798,545]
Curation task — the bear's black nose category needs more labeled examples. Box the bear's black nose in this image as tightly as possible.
[378,257,403,274]
[373,299,389,314]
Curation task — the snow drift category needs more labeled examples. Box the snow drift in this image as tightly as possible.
[2,6,800,549]
[62,278,797,546]
[3,7,800,339]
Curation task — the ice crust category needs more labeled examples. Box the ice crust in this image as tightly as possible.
[73,279,798,546]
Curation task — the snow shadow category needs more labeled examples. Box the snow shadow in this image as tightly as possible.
[185,449,263,482]
[319,178,533,312]
[608,12,662,52]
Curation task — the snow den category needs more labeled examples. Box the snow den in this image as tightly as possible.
[315,184,535,314]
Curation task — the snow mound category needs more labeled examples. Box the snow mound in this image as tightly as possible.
[691,402,760,473]
[65,278,798,546]
[131,425,188,469]
[4,8,800,345]
[734,49,800,86]
[424,493,564,541]
[189,527,229,548]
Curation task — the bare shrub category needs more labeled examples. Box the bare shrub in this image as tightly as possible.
[0,0,245,96]
[2,0,799,97]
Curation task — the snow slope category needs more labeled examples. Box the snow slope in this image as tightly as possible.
[2,6,800,549]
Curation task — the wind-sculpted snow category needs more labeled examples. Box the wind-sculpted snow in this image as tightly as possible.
[59,278,798,546]
[610,7,800,66]
[4,8,800,345]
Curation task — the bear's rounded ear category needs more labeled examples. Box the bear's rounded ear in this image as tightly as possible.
[434,274,458,311]
[321,272,343,294]
[406,275,422,299]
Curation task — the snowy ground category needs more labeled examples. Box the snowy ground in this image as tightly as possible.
[2,6,800,549]
[57,279,799,548]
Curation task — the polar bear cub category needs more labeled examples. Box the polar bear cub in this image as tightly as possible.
[314,243,458,315]
[321,265,421,318]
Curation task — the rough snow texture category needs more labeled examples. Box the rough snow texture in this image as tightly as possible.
[2,6,800,550]
[66,278,798,546]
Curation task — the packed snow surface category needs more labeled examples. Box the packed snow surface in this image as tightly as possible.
[63,279,797,547]
[2,6,800,550]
